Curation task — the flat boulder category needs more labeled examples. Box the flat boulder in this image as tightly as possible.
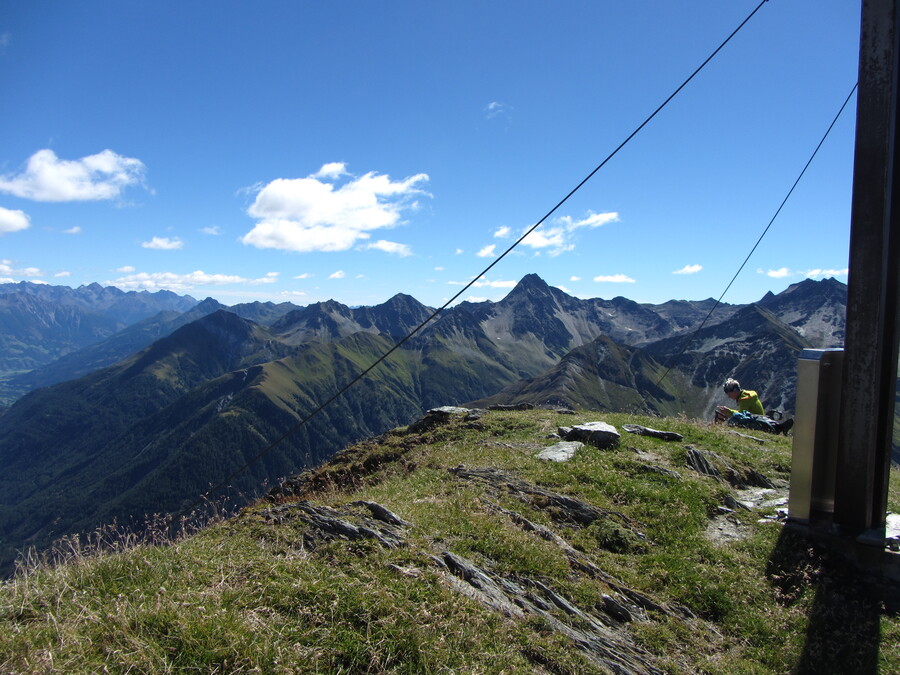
[559,422,620,449]
[535,441,584,462]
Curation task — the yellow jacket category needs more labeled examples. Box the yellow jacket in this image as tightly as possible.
[726,389,765,416]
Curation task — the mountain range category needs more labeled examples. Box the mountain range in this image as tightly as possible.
[0,274,850,573]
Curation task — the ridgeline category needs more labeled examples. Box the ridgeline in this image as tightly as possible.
[2,408,898,673]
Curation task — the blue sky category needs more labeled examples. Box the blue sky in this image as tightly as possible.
[0,1,861,308]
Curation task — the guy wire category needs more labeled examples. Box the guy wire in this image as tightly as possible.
[176,0,771,520]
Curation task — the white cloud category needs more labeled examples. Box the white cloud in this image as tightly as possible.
[105,270,277,292]
[314,162,348,180]
[593,274,636,283]
[54,271,71,278]
[0,149,146,202]
[558,211,620,230]
[455,248,464,255]
[252,272,280,285]
[673,264,702,275]
[484,101,510,119]
[556,285,572,294]
[476,244,496,258]
[63,226,82,234]
[293,272,314,279]
[570,276,581,282]
[117,265,136,273]
[365,239,412,257]
[434,266,444,271]
[142,236,184,250]
[466,296,489,303]
[201,226,221,235]
[0,259,42,278]
[805,268,849,278]
[521,227,571,255]
[329,270,345,279]
[763,267,792,279]
[0,206,30,234]
[494,226,511,238]
[517,211,619,256]
[448,277,516,289]
[242,164,429,254]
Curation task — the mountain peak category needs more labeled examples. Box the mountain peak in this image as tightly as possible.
[500,274,555,305]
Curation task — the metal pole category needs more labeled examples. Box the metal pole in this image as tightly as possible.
[834,0,900,537]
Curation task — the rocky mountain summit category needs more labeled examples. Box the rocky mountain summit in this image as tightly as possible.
[2,408,895,673]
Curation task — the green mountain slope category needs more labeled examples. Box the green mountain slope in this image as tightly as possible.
[2,410,897,673]
[0,276,853,574]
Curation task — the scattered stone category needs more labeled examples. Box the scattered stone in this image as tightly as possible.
[535,441,584,463]
[706,514,751,544]
[602,594,634,624]
[559,422,620,449]
[434,551,667,674]
[726,430,770,443]
[685,446,721,479]
[555,408,577,415]
[451,465,634,527]
[259,500,408,550]
[407,406,473,432]
[722,494,750,511]
[351,500,411,527]
[487,403,535,411]
[622,424,683,442]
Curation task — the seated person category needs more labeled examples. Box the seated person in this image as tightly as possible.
[714,378,793,435]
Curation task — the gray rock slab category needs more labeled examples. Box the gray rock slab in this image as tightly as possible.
[559,421,620,449]
[535,441,584,462]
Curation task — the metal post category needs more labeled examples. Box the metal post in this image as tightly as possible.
[833,0,900,538]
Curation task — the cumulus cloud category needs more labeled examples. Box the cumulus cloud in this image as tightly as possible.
[0,259,43,279]
[521,228,572,256]
[241,163,429,254]
[293,272,314,279]
[476,244,496,258]
[517,210,619,256]
[494,226,511,238]
[142,236,184,250]
[557,212,620,230]
[570,276,581,282]
[63,226,82,234]
[364,240,412,257]
[805,268,849,278]
[314,162,349,180]
[0,206,30,234]
[201,226,221,235]
[105,270,277,292]
[673,264,702,275]
[54,271,71,277]
[0,149,146,202]
[117,266,136,273]
[448,277,516,289]
[329,270,345,279]
[593,273,636,283]
[762,267,792,279]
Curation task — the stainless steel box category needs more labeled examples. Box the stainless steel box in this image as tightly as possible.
[788,348,844,523]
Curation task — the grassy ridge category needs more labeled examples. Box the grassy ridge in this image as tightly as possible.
[2,410,898,673]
